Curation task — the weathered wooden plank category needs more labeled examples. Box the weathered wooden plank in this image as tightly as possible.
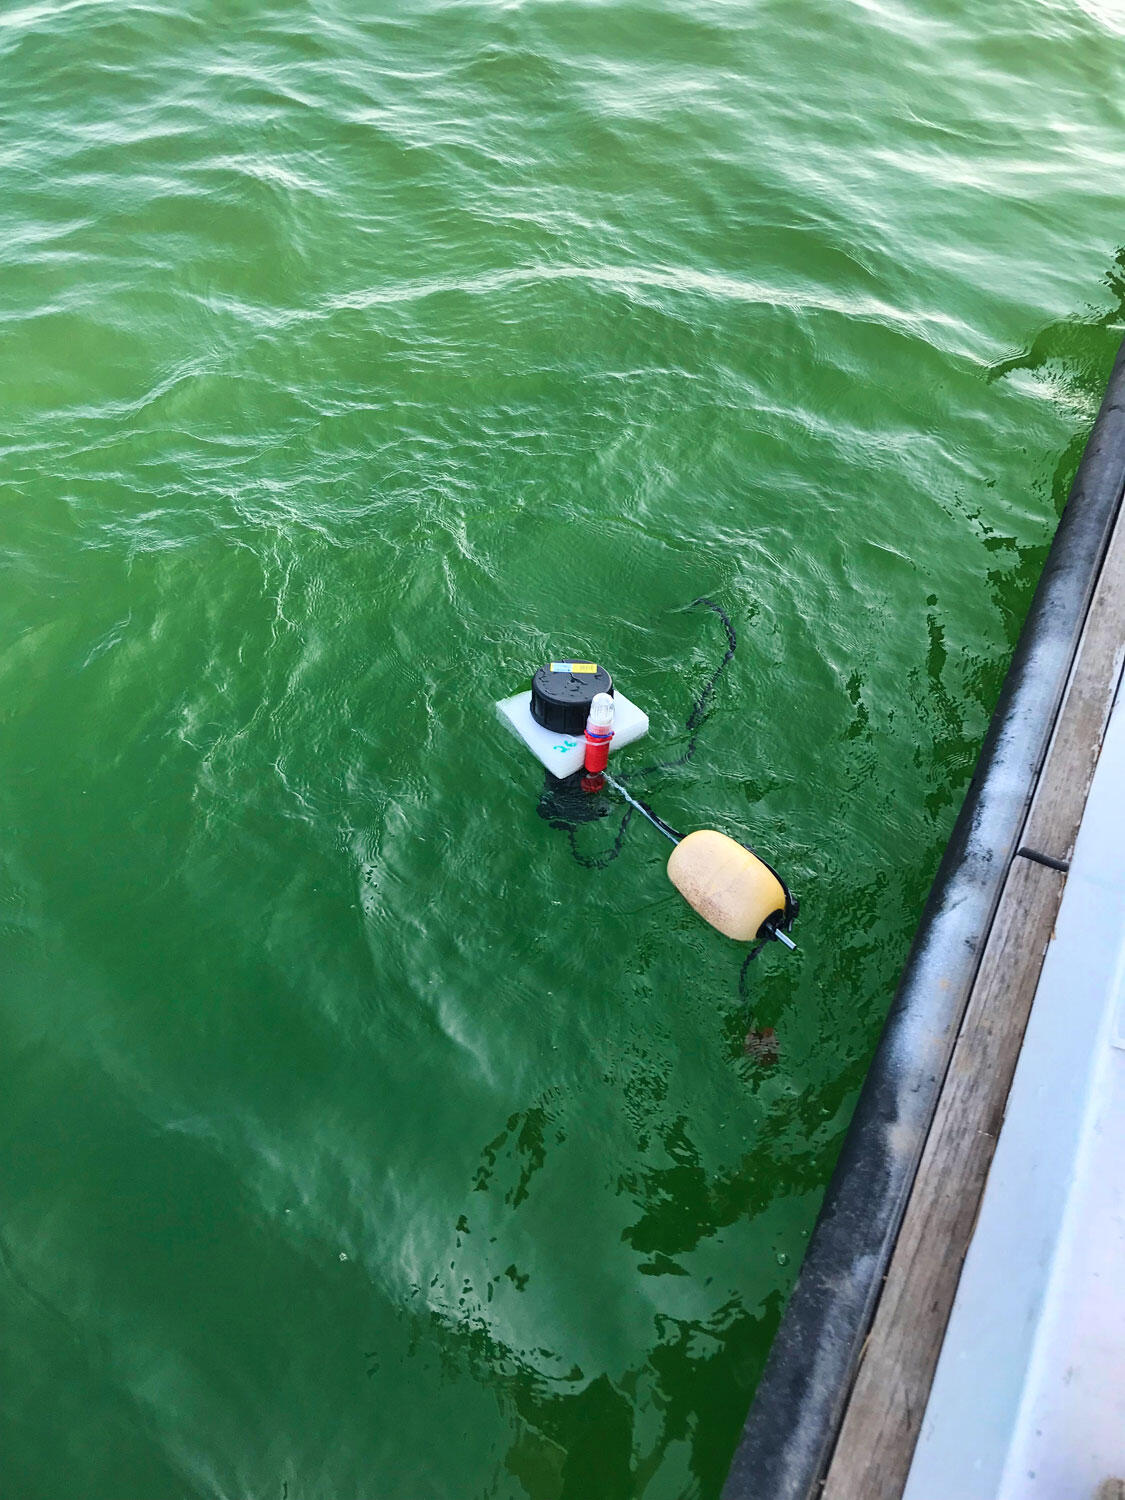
[821,854,1066,1500]
[1022,507,1125,861]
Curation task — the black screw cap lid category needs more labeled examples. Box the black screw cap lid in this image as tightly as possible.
[530,662,613,735]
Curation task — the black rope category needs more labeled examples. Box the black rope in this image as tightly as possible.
[565,805,634,869]
[561,599,738,874]
[550,598,795,984]
[738,932,774,996]
[682,599,738,745]
[626,598,737,784]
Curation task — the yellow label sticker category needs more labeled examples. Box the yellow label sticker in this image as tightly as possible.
[550,661,597,673]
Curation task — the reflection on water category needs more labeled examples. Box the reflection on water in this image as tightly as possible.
[994,246,1125,519]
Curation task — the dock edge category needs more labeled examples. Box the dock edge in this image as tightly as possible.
[722,335,1125,1500]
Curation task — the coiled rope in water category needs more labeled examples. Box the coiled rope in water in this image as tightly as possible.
[555,599,794,995]
[561,597,735,870]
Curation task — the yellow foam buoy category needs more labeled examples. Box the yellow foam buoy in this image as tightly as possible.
[667,828,788,941]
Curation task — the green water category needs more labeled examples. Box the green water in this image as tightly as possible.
[2,1,1124,1495]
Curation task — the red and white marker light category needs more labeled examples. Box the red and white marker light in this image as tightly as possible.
[583,692,615,775]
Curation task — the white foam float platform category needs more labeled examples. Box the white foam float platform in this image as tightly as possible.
[495,690,649,778]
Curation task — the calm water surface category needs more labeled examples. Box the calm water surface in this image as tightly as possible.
[2,1,1124,1496]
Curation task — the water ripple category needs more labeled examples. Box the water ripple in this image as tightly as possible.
[1,0,1123,1496]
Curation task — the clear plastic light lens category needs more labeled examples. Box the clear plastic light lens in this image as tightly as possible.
[588,692,615,729]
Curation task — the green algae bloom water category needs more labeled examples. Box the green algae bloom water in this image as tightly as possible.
[2,1,1124,1496]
